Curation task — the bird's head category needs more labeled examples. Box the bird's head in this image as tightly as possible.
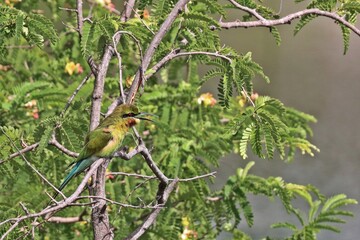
[112,104,153,127]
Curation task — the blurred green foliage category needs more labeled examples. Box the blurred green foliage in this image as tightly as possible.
[0,0,358,239]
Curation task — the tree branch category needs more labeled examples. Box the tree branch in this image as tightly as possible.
[120,0,136,22]
[124,179,179,240]
[0,142,39,164]
[146,49,233,79]
[126,0,190,104]
[76,0,84,35]
[47,216,82,223]
[61,72,92,117]
[0,159,104,240]
[228,0,265,21]
[109,171,217,182]
[215,8,360,37]
[76,196,165,209]
[49,133,78,158]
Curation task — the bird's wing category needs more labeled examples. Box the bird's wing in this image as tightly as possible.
[77,128,113,160]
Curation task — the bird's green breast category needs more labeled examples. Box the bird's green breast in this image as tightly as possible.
[97,122,129,157]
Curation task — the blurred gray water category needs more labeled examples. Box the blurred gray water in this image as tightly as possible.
[205,1,360,239]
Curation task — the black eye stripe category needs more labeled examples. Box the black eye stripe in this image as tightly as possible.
[122,113,136,118]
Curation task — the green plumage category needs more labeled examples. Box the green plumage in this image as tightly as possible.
[51,104,144,202]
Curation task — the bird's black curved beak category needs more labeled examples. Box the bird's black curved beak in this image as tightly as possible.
[135,112,156,122]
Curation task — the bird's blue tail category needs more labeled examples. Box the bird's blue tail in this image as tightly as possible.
[48,161,81,204]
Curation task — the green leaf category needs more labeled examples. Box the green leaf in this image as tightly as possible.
[81,21,94,57]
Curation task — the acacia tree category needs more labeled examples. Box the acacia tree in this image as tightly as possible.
[0,0,358,239]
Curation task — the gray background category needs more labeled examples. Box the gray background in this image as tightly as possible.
[208,1,360,239]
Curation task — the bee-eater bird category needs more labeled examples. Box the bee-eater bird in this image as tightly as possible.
[51,104,150,201]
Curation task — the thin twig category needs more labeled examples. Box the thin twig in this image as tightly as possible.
[47,209,87,223]
[76,0,84,36]
[108,171,217,182]
[49,133,78,158]
[241,86,256,108]
[108,172,156,179]
[0,128,61,197]
[112,31,144,103]
[146,50,232,79]
[216,8,360,37]
[5,45,34,49]
[47,216,82,223]
[0,159,104,240]
[76,196,164,209]
[130,7,155,35]
[59,7,78,12]
[0,142,39,164]
[124,179,178,240]
[112,34,125,103]
[126,0,191,104]
[60,73,92,117]
[178,171,216,182]
[228,0,266,21]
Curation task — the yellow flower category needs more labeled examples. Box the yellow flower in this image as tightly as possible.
[181,217,198,240]
[65,62,83,75]
[197,93,217,107]
[65,62,77,75]
[182,217,190,227]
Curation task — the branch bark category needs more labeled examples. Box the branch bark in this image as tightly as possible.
[124,179,179,240]
[126,0,190,104]
[88,1,137,239]
[215,8,360,37]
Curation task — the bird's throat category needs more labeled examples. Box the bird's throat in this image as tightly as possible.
[126,118,138,127]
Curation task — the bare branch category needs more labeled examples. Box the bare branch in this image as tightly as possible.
[0,128,60,197]
[139,139,169,184]
[108,171,217,182]
[178,172,217,182]
[124,179,179,240]
[126,0,190,104]
[76,0,83,34]
[49,133,78,158]
[228,0,265,21]
[47,216,82,223]
[121,0,136,22]
[1,134,78,164]
[112,35,125,103]
[76,196,164,209]
[114,136,169,184]
[0,158,105,240]
[146,49,233,79]
[59,7,77,12]
[90,46,114,130]
[0,142,39,164]
[216,8,360,37]
[108,172,156,179]
[47,209,87,223]
[112,31,144,104]
[5,45,34,49]
[60,72,92,117]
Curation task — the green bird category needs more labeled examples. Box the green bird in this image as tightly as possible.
[51,104,150,201]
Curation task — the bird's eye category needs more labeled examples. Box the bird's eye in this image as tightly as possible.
[122,113,136,118]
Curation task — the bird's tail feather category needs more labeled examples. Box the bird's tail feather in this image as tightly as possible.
[47,162,81,205]
[46,156,98,207]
